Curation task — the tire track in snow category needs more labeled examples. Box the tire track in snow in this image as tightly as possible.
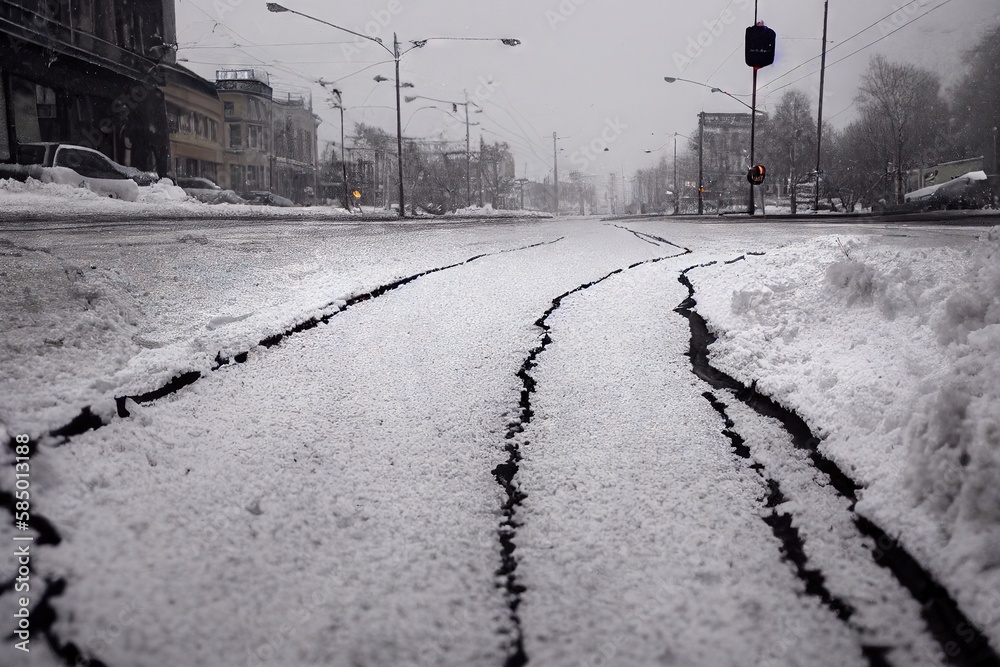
[677,258,1000,667]
[38,237,567,441]
[494,228,691,666]
[0,237,564,667]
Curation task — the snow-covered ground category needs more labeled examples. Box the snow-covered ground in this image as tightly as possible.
[0,210,996,666]
[687,226,1000,649]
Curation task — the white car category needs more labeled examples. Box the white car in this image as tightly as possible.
[6,143,142,201]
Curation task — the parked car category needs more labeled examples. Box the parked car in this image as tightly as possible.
[902,170,993,211]
[1,142,144,201]
[244,191,296,207]
[174,176,247,205]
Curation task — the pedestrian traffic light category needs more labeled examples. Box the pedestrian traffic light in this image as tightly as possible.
[747,164,766,185]
[746,23,776,69]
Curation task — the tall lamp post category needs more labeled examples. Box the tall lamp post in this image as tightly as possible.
[404,93,481,208]
[646,131,696,215]
[326,88,352,212]
[265,3,518,218]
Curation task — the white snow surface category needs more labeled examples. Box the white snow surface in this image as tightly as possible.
[689,226,1000,647]
[1,216,997,665]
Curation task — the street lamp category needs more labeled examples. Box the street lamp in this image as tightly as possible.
[663,77,760,113]
[645,131,695,215]
[405,93,480,208]
[326,87,352,213]
[266,2,518,218]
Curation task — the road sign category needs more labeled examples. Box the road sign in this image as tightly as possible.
[747,164,766,185]
[746,23,776,68]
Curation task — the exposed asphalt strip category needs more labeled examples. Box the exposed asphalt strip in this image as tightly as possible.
[492,226,691,667]
[678,257,1000,667]
[0,236,565,667]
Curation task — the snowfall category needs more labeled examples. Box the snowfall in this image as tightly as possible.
[0,181,998,667]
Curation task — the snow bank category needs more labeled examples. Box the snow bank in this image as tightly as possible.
[905,227,1000,542]
[691,228,1000,646]
[136,178,190,203]
[0,175,107,200]
[447,204,550,218]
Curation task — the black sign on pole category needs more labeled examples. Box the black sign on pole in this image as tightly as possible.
[745,24,776,69]
[747,164,766,185]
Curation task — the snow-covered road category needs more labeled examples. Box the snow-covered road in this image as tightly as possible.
[0,217,996,667]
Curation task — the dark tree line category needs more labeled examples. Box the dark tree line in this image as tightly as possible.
[643,20,999,212]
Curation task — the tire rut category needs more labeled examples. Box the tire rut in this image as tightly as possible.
[1,237,565,667]
[493,229,691,666]
[677,258,1000,667]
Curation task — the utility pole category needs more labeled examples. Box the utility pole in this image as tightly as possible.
[478,135,484,207]
[330,90,351,212]
[698,112,705,215]
[552,131,559,215]
[815,0,829,212]
[673,133,679,215]
[464,95,472,208]
[393,33,405,217]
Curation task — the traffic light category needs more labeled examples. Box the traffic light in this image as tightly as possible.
[747,164,766,185]
[746,23,776,69]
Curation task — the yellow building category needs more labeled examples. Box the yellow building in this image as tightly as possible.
[162,64,224,183]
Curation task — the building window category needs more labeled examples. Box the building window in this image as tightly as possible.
[35,86,57,119]
[166,103,180,133]
[224,101,235,118]
[248,125,260,150]
[210,120,219,142]
[231,164,244,190]
[11,77,41,144]
[229,124,242,149]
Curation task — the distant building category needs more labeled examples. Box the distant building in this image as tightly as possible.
[162,64,224,183]
[700,112,754,208]
[272,93,320,204]
[215,68,272,195]
[0,0,176,172]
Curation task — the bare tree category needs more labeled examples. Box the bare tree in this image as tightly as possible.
[950,20,1000,174]
[759,90,817,213]
[855,54,947,203]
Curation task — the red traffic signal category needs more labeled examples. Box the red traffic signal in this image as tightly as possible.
[747,164,766,185]
[746,23,776,69]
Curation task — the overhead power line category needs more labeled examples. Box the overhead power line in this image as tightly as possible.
[762,0,956,97]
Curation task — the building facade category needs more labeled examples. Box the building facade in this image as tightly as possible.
[272,92,319,204]
[163,63,223,183]
[215,68,272,195]
[0,0,175,172]
[700,112,753,207]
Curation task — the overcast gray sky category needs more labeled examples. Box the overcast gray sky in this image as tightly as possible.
[174,0,997,181]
